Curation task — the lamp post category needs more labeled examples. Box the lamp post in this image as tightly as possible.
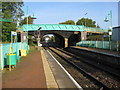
[104,10,112,50]
[31,13,37,19]
[85,13,88,27]
[37,27,42,51]
[26,6,29,53]
[26,6,37,52]
[104,10,112,29]
[37,27,41,45]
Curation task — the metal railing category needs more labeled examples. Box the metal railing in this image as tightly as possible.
[76,41,120,51]
[0,42,29,69]
[84,27,109,33]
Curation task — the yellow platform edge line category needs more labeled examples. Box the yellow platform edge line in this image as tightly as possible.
[41,50,58,88]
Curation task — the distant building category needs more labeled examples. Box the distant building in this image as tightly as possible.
[112,26,120,41]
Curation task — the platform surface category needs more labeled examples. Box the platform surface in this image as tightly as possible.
[2,47,81,89]
[43,49,81,89]
[72,46,120,57]
[2,50,47,88]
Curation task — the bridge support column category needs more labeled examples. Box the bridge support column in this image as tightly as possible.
[81,31,87,40]
[65,38,68,48]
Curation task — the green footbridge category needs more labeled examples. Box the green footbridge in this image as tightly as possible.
[18,24,109,33]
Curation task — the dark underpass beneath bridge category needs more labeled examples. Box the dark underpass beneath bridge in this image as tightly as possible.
[28,30,81,48]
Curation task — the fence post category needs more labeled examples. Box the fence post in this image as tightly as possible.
[96,41,98,48]
[109,41,111,50]
[117,41,119,51]
[103,41,104,49]
[0,44,4,70]
[80,42,83,46]
[90,41,91,47]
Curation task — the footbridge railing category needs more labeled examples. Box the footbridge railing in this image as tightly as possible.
[84,27,109,33]
[18,24,109,33]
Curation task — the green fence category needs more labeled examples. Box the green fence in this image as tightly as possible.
[0,42,29,69]
[76,41,120,51]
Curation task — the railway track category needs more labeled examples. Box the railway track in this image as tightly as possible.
[66,47,120,70]
[56,47,120,79]
[44,47,120,90]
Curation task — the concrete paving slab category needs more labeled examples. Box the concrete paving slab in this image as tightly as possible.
[43,49,81,89]
[41,50,58,88]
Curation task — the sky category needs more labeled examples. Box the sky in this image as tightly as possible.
[22,2,118,29]
[118,2,120,26]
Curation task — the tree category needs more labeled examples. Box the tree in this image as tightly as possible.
[59,20,75,25]
[76,18,97,27]
[1,2,24,42]
[20,16,34,25]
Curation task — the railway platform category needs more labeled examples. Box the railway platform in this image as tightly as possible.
[2,48,47,88]
[42,49,82,89]
[2,47,82,89]
[71,46,120,57]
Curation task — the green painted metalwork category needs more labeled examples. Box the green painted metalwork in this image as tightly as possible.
[0,42,29,69]
[84,27,109,33]
[76,41,120,51]
[21,24,84,32]
[6,54,16,67]
[0,18,12,22]
[20,24,109,33]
